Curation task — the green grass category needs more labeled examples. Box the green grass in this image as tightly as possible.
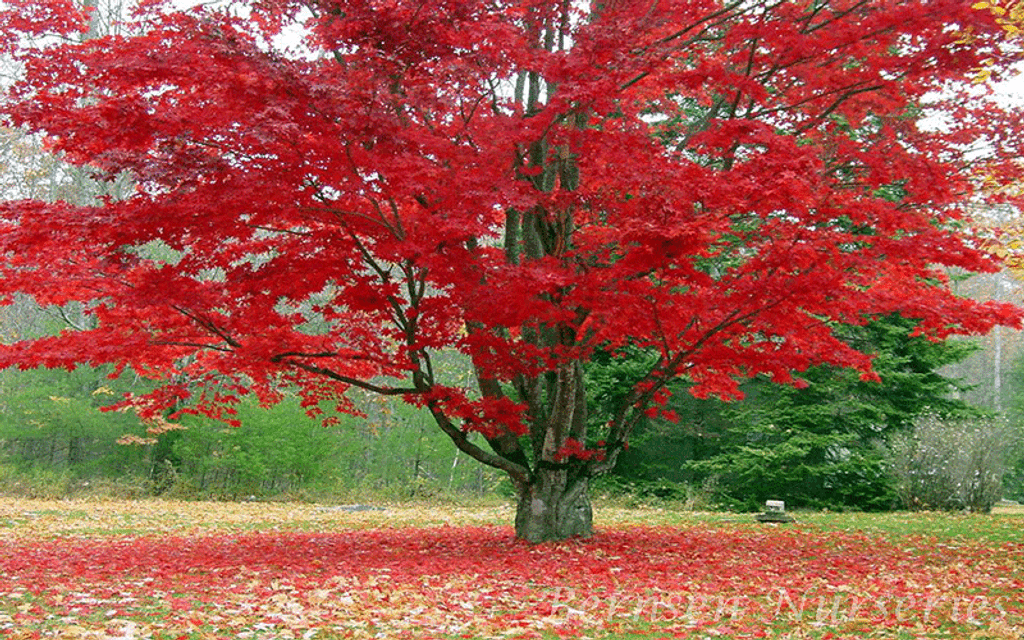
[790,507,1024,544]
[3,496,1024,541]
[591,502,1024,544]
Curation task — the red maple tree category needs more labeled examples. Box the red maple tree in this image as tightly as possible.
[2,0,1023,541]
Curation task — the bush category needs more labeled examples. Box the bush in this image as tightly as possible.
[888,414,1015,512]
[592,475,718,510]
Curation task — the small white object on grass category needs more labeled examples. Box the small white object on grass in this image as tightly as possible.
[756,499,795,523]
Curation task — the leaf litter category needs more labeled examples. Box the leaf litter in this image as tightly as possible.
[0,498,1022,639]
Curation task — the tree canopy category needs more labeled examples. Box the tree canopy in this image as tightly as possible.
[2,0,1023,540]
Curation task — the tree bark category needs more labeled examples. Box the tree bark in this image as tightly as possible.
[514,465,592,543]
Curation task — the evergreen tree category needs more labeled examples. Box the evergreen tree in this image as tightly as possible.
[607,316,980,510]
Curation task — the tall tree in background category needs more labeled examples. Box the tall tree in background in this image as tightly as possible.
[684,315,983,511]
[1,0,1022,541]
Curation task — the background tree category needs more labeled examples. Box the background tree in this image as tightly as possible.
[998,351,1024,501]
[2,0,1023,541]
[682,315,981,511]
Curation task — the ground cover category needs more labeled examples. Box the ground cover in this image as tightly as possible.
[0,498,1021,639]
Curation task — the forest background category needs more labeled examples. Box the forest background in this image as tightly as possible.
[2,265,1022,513]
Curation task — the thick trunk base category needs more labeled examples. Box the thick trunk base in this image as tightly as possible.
[514,470,592,543]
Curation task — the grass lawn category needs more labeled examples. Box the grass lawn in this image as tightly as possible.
[1,498,1022,639]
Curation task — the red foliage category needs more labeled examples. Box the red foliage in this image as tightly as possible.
[555,437,605,462]
[2,0,1023,521]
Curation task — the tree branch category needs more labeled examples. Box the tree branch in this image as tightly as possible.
[425,399,531,485]
[283,359,418,396]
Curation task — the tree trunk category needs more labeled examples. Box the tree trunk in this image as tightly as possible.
[514,466,592,543]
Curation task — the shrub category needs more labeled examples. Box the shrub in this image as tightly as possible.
[888,414,1015,512]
